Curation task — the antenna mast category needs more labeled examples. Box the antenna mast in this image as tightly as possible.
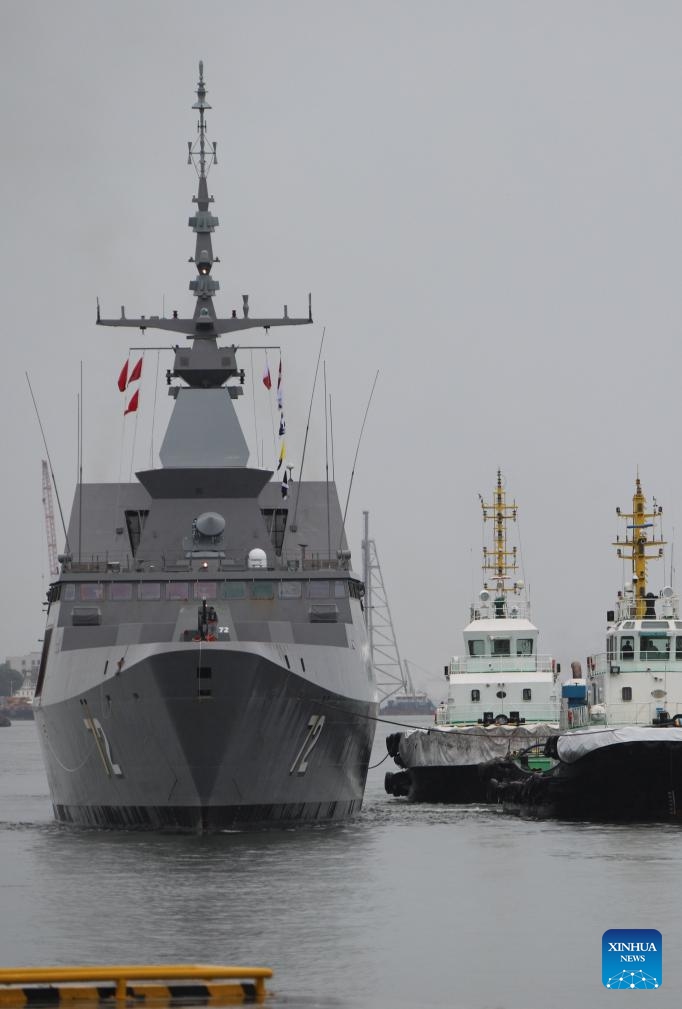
[614,475,665,617]
[480,469,518,594]
[42,460,59,578]
[362,510,409,701]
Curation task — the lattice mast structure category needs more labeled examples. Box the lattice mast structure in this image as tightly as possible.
[41,460,59,578]
[362,511,411,701]
[480,469,518,595]
[614,475,665,618]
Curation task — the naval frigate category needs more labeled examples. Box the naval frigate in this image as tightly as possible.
[34,64,378,831]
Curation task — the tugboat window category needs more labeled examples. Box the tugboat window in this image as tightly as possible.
[620,637,634,660]
[471,689,481,702]
[621,686,633,701]
[522,688,532,701]
[468,639,485,657]
[639,635,670,661]
[516,639,533,656]
[492,639,511,656]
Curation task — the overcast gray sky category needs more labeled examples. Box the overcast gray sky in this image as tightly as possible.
[2,2,682,697]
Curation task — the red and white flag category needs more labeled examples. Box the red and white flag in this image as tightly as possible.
[124,389,139,415]
[262,365,272,390]
[117,360,129,392]
[128,357,143,383]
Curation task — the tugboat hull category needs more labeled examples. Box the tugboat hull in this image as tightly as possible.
[487,736,682,821]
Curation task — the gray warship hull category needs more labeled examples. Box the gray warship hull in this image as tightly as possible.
[36,641,376,831]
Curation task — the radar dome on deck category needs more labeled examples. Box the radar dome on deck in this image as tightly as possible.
[247,548,267,569]
[195,511,225,538]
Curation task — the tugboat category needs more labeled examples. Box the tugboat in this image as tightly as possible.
[488,475,682,820]
[385,471,560,802]
[33,64,377,831]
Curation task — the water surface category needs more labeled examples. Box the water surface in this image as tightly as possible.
[1,719,679,1008]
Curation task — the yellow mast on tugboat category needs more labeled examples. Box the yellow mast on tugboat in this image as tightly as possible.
[480,470,519,610]
[614,475,665,618]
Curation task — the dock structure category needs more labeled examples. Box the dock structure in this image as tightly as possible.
[0,965,272,1005]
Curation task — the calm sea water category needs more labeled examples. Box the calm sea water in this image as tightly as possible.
[1,717,680,1009]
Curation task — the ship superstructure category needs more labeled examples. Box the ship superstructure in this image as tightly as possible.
[34,65,377,831]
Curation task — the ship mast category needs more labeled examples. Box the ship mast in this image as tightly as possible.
[614,475,665,618]
[97,62,312,342]
[480,469,518,596]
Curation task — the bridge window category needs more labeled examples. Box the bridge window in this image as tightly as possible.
[110,583,133,600]
[516,639,533,656]
[639,636,670,661]
[139,582,161,600]
[621,686,633,701]
[471,689,480,702]
[251,581,274,600]
[166,582,189,601]
[80,584,104,601]
[620,637,634,660]
[221,581,245,599]
[308,581,330,599]
[193,582,217,600]
[278,581,302,599]
[468,639,485,657]
[492,639,511,656]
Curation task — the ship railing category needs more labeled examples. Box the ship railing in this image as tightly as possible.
[61,550,353,575]
[467,598,531,622]
[449,655,556,675]
[437,701,561,726]
[614,594,680,621]
[593,701,682,726]
[559,702,591,730]
[0,965,272,1002]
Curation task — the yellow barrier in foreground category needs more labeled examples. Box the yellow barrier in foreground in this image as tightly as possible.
[0,965,273,1004]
